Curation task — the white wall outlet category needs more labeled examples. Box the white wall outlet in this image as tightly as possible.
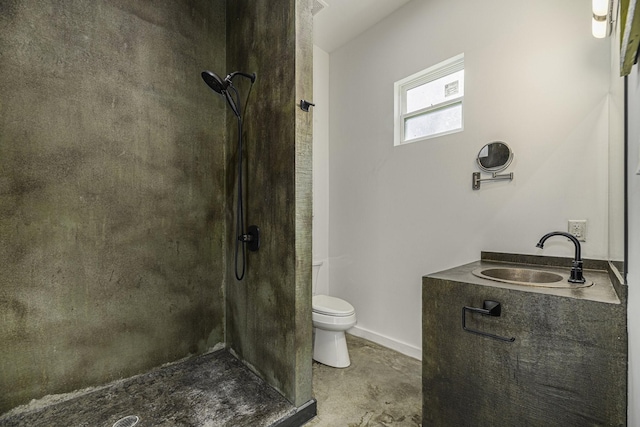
[568,220,587,242]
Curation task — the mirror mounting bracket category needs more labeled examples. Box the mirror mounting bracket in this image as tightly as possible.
[472,172,513,190]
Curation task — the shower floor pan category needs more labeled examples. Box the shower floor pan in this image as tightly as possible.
[0,350,305,427]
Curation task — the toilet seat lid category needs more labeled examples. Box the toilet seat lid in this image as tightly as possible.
[312,295,355,316]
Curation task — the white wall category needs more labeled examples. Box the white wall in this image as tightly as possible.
[326,0,612,357]
[627,61,640,426]
[609,18,626,263]
[312,45,330,296]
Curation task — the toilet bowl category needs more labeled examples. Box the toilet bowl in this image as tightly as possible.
[312,262,357,368]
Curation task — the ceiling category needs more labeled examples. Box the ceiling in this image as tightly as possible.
[313,0,412,53]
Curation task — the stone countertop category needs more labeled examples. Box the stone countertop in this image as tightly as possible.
[425,256,621,305]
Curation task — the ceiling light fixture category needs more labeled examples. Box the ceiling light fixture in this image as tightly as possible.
[592,0,612,38]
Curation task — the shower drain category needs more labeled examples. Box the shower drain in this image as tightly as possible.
[112,415,139,427]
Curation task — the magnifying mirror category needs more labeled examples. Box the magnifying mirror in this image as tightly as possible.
[476,141,513,173]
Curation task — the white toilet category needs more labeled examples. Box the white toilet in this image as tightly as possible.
[312,261,356,368]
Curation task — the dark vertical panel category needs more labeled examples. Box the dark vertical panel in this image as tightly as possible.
[0,0,227,412]
[226,0,313,406]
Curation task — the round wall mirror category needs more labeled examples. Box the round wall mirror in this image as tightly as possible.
[477,141,513,173]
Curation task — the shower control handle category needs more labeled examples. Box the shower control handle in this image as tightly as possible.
[238,225,260,252]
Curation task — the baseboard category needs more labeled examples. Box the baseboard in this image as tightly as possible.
[271,399,317,427]
[348,326,422,360]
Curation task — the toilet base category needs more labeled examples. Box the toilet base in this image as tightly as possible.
[313,328,350,368]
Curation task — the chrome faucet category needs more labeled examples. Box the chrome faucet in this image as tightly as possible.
[535,231,585,283]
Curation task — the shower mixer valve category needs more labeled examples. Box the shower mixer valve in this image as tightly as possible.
[238,225,260,252]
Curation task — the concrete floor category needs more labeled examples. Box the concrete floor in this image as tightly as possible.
[0,334,422,427]
[307,334,422,427]
[0,351,298,427]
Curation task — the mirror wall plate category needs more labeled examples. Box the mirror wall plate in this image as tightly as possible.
[477,141,513,173]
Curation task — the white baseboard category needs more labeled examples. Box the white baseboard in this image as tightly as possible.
[348,325,422,360]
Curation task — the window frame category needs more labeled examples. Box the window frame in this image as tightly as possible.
[394,53,465,146]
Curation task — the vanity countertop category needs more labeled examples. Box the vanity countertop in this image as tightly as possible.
[425,253,622,305]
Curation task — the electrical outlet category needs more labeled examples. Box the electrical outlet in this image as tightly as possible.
[568,220,587,242]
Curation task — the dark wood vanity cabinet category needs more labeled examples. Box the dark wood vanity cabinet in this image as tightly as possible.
[422,261,627,426]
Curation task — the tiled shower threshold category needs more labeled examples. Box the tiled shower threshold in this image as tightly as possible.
[0,350,315,427]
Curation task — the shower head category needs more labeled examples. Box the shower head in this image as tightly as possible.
[201,70,257,118]
[201,70,229,94]
[201,70,240,117]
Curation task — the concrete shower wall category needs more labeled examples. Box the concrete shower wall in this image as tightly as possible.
[226,0,313,407]
[0,0,227,413]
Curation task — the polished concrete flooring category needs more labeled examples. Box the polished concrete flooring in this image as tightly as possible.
[0,335,422,427]
[308,334,422,427]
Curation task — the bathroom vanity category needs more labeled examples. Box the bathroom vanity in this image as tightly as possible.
[422,252,627,426]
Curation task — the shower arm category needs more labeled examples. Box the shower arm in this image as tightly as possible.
[227,71,257,84]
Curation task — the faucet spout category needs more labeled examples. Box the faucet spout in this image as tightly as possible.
[535,231,585,284]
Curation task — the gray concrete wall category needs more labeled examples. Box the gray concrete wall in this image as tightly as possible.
[226,0,313,406]
[0,0,227,413]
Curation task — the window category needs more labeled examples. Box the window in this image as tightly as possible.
[394,54,464,146]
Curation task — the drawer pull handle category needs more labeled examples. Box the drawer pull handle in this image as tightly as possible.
[462,300,515,342]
